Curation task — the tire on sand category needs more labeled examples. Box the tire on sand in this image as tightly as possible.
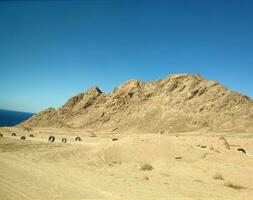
[62,138,67,143]
[48,136,55,142]
[20,136,26,140]
[237,148,246,154]
[29,134,34,137]
[0,133,3,138]
[75,137,82,141]
[12,133,16,136]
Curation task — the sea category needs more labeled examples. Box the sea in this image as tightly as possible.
[0,109,34,127]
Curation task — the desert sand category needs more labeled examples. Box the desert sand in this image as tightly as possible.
[1,126,253,200]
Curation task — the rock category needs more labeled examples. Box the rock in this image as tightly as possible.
[218,137,230,150]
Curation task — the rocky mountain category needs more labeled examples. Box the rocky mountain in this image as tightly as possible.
[19,74,253,133]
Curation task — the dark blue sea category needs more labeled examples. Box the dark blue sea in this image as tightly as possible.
[0,109,34,127]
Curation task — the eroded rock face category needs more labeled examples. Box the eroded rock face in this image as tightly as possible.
[19,74,253,133]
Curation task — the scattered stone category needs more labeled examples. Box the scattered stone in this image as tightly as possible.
[218,137,230,150]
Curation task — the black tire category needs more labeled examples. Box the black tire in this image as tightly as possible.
[0,133,3,138]
[20,136,26,140]
[237,148,246,154]
[48,136,55,142]
[29,134,34,137]
[62,138,67,143]
[112,138,118,141]
[75,137,82,141]
[12,133,16,136]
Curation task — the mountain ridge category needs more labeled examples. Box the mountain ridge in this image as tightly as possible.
[19,74,253,133]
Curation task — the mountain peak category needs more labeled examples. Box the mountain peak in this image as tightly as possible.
[86,85,102,95]
[113,79,142,93]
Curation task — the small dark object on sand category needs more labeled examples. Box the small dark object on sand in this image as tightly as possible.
[75,137,82,141]
[48,136,55,142]
[237,148,246,154]
[112,138,118,141]
[20,136,26,140]
[62,138,67,143]
[12,133,16,136]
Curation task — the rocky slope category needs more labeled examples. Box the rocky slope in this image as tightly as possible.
[19,74,253,133]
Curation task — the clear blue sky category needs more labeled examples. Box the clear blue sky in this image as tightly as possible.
[0,0,253,113]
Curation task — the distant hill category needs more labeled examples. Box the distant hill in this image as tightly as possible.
[19,74,253,132]
[0,109,34,127]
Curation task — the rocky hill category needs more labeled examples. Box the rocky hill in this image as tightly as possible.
[19,74,253,133]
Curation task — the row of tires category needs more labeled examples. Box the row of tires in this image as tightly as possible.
[0,133,21,137]
[48,136,81,143]
[0,133,82,143]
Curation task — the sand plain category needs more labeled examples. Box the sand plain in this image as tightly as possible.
[0,127,253,200]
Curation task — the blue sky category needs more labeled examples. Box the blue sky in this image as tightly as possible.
[0,0,253,113]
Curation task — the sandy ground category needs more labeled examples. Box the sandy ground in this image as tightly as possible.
[0,127,253,200]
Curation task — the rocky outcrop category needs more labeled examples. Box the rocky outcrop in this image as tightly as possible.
[19,74,253,133]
